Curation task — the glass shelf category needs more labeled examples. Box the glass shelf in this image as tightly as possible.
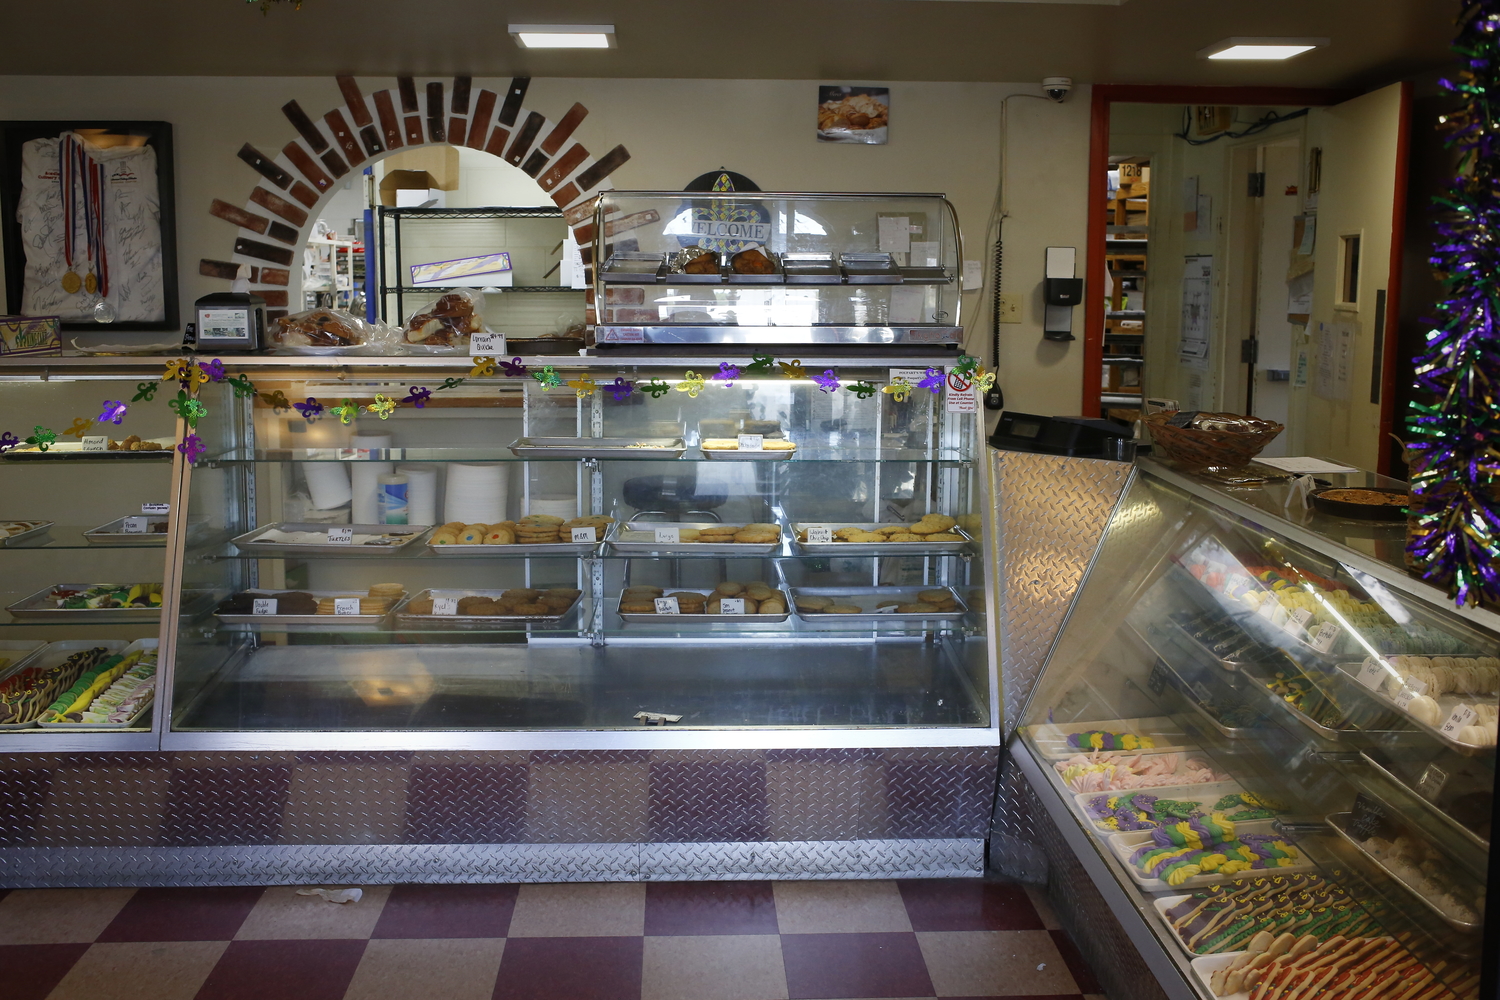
[204,448,966,465]
[2,527,174,550]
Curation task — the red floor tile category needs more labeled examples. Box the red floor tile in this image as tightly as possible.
[644,881,779,936]
[1050,930,1103,994]
[2,943,90,1000]
[372,883,519,939]
[98,886,266,942]
[493,936,643,1000]
[897,878,1045,932]
[781,932,935,999]
[194,939,367,1000]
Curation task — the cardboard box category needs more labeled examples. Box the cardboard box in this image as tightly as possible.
[378,146,460,206]
[0,315,60,356]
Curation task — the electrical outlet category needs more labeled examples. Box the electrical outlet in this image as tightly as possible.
[999,292,1022,324]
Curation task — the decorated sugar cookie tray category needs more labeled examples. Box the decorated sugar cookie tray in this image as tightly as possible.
[1108,819,1314,890]
[1073,782,1290,836]
[1028,716,1193,759]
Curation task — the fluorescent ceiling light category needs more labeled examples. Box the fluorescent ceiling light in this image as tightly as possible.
[509,24,615,48]
[1198,37,1328,60]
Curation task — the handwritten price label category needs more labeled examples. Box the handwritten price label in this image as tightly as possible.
[122,517,149,534]
[1394,686,1420,711]
[252,598,277,616]
[1310,622,1341,653]
[1440,703,1478,738]
[470,332,506,356]
[433,597,459,616]
[142,503,170,515]
[719,598,746,615]
[333,597,361,616]
[806,526,833,544]
[654,597,681,615]
[736,434,764,451]
[653,526,681,544]
[80,435,108,452]
[1282,607,1313,637]
[1356,659,1387,691]
[327,527,353,545]
[570,526,597,543]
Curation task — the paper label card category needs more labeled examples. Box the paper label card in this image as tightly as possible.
[889,367,928,384]
[736,434,764,451]
[1282,607,1313,637]
[1440,703,1478,737]
[570,526,597,543]
[433,597,459,616]
[1418,763,1449,800]
[252,598,277,616]
[333,597,361,616]
[1394,686,1420,711]
[719,598,746,615]
[80,436,108,452]
[122,517,149,534]
[1257,600,1277,621]
[327,527,354,545]
[470,332,506,356]
[654,597,681,615]
[1356,659,1387,691]
[1310,622,1341,653]
[653,526,681,544]
[141,503,170,515]
[1223,575,1252,599]
[807,526,834,544]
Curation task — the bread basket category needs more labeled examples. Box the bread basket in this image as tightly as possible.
[1145,411,1284,470]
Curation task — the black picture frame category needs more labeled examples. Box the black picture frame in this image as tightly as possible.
[0,120,178,332]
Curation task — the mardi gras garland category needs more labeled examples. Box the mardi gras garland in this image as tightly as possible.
[0,353,996,465]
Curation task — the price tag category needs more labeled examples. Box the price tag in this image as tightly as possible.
[654,597,681,615]
[1440,703,1478,738]
[1356,659,1388,691]
[1268,603,1289,628]
[1223,574,1251,599]
[807,526,834,544]
[1148,660,1171,695]
[1310,621,1341,653]
[653,526,681,544]
[1405,676,1428,696]
[78,435,108,452]
[327,526,353,545]
[433,597,459,616]
[1282,607,1313,638]
[719,598,746,615]
[333,597,361,616]
[570,526,597,543]
[252,598,277,616]
[1417,763,1449,800]
[141,503,170,515]
[122,516,149,534]
[1257,599,1277,621]
[470,332,506,356]
[1394,686,1420,711]
[736,433,764,451]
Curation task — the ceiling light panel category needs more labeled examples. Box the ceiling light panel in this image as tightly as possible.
[509,24,616,49]
[1197,37,1328,60]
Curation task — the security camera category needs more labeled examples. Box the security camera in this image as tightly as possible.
[1042,77,1073,103]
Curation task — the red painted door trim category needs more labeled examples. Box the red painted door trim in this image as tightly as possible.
[1377,81,1414,477]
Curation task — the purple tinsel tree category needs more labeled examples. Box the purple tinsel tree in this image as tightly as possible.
[1406,0,1500,608]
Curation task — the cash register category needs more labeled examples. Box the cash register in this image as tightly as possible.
[988,411,1131,459]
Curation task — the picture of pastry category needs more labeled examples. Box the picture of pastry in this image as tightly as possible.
[817,85,890,144]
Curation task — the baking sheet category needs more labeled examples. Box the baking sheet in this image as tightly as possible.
[430,537,601,557]
[3,438,176,460]
[509,436,687,460]
[84,515,169,545]
[1048,749,1232,796]
[393,589,583,630]
[1029,715,1194,759]
[605,521,782,555]
[789,586,968,623]
[613,590,791,624]
[783,253,841,285]
[6,583,164,621]
[701,445,797,461]
[1075,780,1251,835]
[230,523,432,556]
[1108,820,1314,890]
[724,252,785,285]
[791,522,972,556]
[1326,811,1481,932]
[1,521,53,546]
[899,266,952,284]
[840,252,902,284]
[0,639,130,729]
[35,638,157,730]
[1166,613,1265,672]
[214,590,406,626]
[665,252,726,284]
[1333,661,1496,756]
[1188,952,1250,1000]
[600,251,666,284]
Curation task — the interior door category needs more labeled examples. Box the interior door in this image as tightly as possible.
[1249,140,1303,457]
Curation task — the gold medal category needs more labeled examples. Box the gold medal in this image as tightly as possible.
[61,271,81,294]
[83,272,97,295]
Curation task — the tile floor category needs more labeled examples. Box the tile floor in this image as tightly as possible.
[0,878,1106,1000]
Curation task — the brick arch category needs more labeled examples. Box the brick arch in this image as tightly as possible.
[199,75,631,324]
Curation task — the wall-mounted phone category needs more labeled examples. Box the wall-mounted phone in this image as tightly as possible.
[1043,246,1082,342]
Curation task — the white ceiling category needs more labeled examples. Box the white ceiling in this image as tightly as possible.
[0,0,1454,86]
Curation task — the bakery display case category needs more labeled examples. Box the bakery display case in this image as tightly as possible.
[591,192,963,347]
[1012,457,1497,1000]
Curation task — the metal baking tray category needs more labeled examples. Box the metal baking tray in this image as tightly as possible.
[230,523,432,556]
[1,520,53,546]
[35,638,157,730]
[898,265,953,284]
[1029,715,1195,759]
[783,252,842,285]
[1326,811,1482,932]
[791,522,972,555]
[509,436,687,459]
[1076,780,1252,835]
[724,251,784,285]
[701,443,797,461]
[605,520,782,555]
[613,590,792,624]
[1124,622,1264,738]
[84,515,169,545]
[789,586,968,622]
[393,589,583,630]
[6,583,164,621]
[0,639,130,728]
[1332,661,1495,757]
[214,589,405,626]
[840,252,903,284]
[600,251,667,284]
[666,252,726,284]
[3,438,176,459]
[1165,612,1265,673]
[430,536,601,556]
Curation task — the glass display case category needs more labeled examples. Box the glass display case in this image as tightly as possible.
[591,192,963,346]
[1016,458,1496,1000]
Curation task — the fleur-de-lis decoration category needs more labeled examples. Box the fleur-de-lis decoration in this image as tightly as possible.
[161,359,191,384]
[918,368,945,393]
[847,381,877,399]
[675,371,707,397]
[606,377,635,401]
[168,391,207,429]
[779,359,808,380]
[533,365,565,390]
[25,426,57,452]
[132,381,159,402]
[568,376,598,398]
[186,363,211,388]
[710,362,741,386]
[98,400,128,425]
[402,386,432,408]
[293,397,324,420]
[0,432,17,453]
[436,377,465,391]
[259,390,292,412]
[642,378,671,398]
[330,398,359,425]
[952,353,981,377]
[812,369,841,394]
[227,374,258,398]
[365,393,398,420]
[745,352,776,375]
[882,378,913,403]
[177,433,206,464]
[197,358,228,383]
[63,416,95,439]
[469,356,497,378]
[499,357,529,378]
[971,367,997,393]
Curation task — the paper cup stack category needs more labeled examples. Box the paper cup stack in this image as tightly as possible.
[397,465,440,526]
[529,493,578,522]
[300,462,352,512]
[445,463,507,524]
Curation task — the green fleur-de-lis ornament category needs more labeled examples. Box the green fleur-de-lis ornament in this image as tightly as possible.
[847,381,877,399]
[436,377,466,391]
[642,378,671,398]
[227,374,258,398]
[744,352,776,375]
[25,426,57,452]
[168,391,207,429]
[131,381,159,402]
[330,398,360,425]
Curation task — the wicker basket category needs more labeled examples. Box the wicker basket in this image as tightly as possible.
[1145,411,1284,470]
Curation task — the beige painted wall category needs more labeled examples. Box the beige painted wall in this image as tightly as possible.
[0,75,1091,415]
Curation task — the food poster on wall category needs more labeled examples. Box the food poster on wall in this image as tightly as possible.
[817,86,890,144]
[1178,255,1213,370]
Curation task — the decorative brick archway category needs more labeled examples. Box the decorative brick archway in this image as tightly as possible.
[199,75,630,324]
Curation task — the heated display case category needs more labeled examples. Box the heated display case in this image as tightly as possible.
[1013,458,1497,1000]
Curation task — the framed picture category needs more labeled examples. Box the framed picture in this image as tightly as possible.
[0,120,179,333]
[817,86,890,145]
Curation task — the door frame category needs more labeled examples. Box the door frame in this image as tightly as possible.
[1084,85,1411,472]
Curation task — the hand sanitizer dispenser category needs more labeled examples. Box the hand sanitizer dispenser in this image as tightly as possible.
[194,280,265,352]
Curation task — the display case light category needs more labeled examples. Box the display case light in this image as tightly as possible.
[508,24,616,48]
[1197,37,1328,60]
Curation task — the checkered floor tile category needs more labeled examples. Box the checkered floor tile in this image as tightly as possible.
[0,879,1107,1000]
